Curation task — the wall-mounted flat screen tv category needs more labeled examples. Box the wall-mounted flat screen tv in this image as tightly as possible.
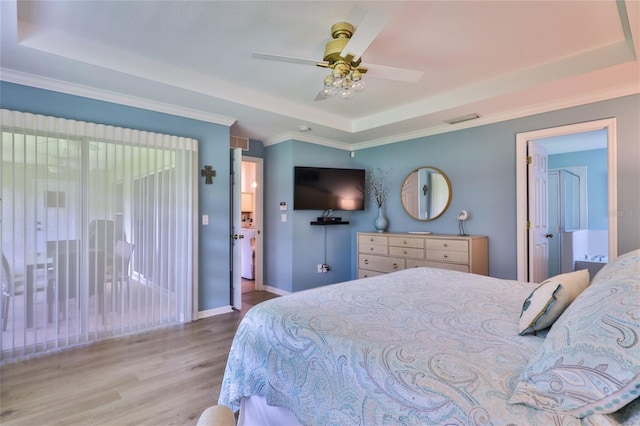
[294,166,365,211]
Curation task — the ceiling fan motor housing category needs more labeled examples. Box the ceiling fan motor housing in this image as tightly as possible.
[323,22,362,67]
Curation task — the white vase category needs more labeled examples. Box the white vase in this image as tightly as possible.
[374,206,388,233]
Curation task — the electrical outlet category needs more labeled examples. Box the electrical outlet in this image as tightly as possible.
[317,264,331,273]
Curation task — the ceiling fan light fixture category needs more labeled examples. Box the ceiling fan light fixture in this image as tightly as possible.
[322,59,365,100]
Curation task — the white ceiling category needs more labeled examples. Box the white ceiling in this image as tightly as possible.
[1,1,638,150]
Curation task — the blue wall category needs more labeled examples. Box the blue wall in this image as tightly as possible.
[264,95,639,289]
[0,82,232,311]
[245,138,266,158]
[3,81,638,303]
[348,97,639,279]
[549,149,607,230]
[265,140,356,292]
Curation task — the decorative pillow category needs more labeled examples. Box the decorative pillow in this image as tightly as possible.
[518,269,590,335]
[509,249,640,418]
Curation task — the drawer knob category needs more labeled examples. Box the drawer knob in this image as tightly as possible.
[403,250,408,255]
[443,243,448,247]
[370,238,374,242]
[393,263,398,269]
[444,254,448,259]
[364,259,369,265]
[370,247,374,251]
[363,274,369,278]
[403,240,407,244]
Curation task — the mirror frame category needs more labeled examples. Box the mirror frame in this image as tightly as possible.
[401,166,452,221]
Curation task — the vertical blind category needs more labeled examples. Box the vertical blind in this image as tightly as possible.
[1,109,198,361]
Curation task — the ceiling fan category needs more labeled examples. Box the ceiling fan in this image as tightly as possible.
[252,8,423,100]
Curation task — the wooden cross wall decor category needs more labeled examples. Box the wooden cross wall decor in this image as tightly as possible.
[201,165,216,184]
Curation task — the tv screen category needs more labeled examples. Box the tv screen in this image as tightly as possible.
[294,166,365,211]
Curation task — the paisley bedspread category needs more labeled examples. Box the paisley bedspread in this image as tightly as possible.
[218,267,628,425]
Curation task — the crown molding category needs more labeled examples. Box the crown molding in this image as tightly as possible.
[265,131,352,151]
[349,83,640,151]
[0,68,237,127]
[2,68,637,151]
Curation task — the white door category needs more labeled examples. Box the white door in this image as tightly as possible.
[231,148,242,310]
[528,140,550,283]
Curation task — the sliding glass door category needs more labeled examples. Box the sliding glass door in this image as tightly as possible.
[1,110,197,361]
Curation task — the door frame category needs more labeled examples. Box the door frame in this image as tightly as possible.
[231,148,242,310]
[515,118,618,281]
[241,156,264,291]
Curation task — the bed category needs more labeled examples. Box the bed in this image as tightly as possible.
[219,249,640,425]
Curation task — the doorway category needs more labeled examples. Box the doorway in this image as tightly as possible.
[239,157,263,294]
[516,118,618,282]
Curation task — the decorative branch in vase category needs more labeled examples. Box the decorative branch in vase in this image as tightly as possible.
[368,168,390,232]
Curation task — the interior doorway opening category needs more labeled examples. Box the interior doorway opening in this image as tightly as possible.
[240,157,263,294]
[516,118,618,282]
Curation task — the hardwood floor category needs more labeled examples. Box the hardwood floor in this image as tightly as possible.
[0,290,279,426]
[241,278,255,294]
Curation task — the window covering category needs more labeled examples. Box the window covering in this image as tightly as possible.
[1,109,198,361]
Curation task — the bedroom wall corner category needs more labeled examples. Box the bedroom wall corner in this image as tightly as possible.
[264,140,359,292]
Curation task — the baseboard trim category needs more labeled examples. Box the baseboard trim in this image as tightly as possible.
[197,306,233,319]
[262,285,290,296]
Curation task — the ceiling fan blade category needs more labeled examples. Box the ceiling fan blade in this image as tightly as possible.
[341,8,388,62]
[252,52,327,67]
[314,91,328,102]
[365,63,424,83]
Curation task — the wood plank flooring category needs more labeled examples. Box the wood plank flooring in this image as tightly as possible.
[0,290,279,426]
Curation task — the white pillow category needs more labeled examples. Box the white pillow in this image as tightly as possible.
[518,269,590,335]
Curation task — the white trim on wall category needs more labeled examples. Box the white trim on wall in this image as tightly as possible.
[3,68,637,152]
[1,68,237,127]
[198,306,234,319]
[515,118,618,281]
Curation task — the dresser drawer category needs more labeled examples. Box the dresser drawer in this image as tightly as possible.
[388,236,424,249]
[358,234,388,246]
[358,254,405,273]
[357,232,488,276]
[407,259,470,273]
[426,239,468,252]
[389,246,424,259]
[359,243,388,255]
[358,269,385,279]
[426,249,469,264]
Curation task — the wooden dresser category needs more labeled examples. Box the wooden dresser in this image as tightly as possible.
[357,232,488,278]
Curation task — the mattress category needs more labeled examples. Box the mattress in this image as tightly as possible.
[219,267,636,425]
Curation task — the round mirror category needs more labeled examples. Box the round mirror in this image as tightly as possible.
[401,167,452,221]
